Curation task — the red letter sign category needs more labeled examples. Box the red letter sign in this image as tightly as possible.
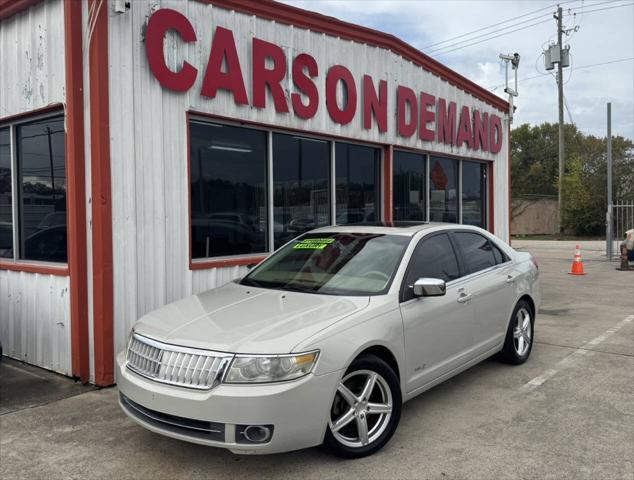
[397,86,417,138]
[363,75,387,132]
[146,9,197,92]
[456,106,474,149]
[419,92,435,142]
[489,115,503,153]
[252,38,289,112]
[437,98,457,145]
[473,110,489,151]
[326,65,357,125]
[291,54,319,119]
[201,27,248,104]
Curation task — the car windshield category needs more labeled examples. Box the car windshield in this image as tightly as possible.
[241,232,411,295]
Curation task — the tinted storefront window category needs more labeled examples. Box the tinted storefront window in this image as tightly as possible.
[273,134,330,249]
[462,161,487,228]
[429,156,458,223]
[190,122,267,259]
[0,128,11,257]
[393,150,426,222]
[335,143,380,225]
[17,117,67,262]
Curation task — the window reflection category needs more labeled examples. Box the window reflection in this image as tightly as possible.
[273,134,330,249]
[17,117,67,262]
[462,161,487,228]
[393,150,426,221]
[429,156,458,223]
[190,122,267,259]
[0,128,11,257]
[335,143,380,225]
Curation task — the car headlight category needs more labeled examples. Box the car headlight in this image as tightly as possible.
[224,351,319,384]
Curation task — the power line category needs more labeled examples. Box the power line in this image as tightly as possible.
[422,0,580,50]
[566,0,634,14]
[426,13,553,55]
[488,57,634,90]
[431,18,553,58]
[431,0,632,58]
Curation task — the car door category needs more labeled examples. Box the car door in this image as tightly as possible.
[399,232,475,394]
[451,231,514,354]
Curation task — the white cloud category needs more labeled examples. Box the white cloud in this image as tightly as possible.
[281,0,634,140]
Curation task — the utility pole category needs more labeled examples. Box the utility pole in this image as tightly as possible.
[606,103,613,260]
[556,6,564,234]
[545,7,573,234]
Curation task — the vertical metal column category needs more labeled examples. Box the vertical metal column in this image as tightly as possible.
[606,103,613,260]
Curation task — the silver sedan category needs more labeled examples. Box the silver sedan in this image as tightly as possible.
[117,223,540,458]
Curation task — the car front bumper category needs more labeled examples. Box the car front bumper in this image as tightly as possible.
[116,352,341,454]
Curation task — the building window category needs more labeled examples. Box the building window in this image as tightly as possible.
[190,122,268,259]
[0,128,11,257]
[335,142,380,225]
[429,156,458,223]
[461,161,487,228]
[0,115,68,263]
[187,119,385,262]
[393,150,426,222]
[273,133,330,249]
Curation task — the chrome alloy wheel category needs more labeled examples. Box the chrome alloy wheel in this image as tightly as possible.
[513,307,532,356]
[329,369,393,448]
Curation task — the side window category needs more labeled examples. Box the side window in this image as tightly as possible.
[453,232,496,275]
[491,242,509,264]
[402,233,460,301]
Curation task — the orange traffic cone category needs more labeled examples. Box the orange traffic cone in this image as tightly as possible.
[569,245,586,275]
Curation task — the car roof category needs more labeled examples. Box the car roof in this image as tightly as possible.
[308,222,452,237]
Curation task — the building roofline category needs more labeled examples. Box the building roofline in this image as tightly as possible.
[202,0,510,113]
[0,0,41,21]
[1,0,510,113]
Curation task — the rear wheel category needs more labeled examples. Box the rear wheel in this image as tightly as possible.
[498,300,534,364]
[323,354,401,458]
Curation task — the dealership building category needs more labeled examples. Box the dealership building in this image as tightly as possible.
[0,0,511,385]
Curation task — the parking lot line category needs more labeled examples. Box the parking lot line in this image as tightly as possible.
[522,314,634,392]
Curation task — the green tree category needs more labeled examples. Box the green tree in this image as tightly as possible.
[511,122,634,235]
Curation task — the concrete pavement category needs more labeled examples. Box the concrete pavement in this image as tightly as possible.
[1,240,633,479]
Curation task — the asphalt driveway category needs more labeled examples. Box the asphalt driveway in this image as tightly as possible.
[1,240,632,479]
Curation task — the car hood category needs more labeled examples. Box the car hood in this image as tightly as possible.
[132,281,370,354]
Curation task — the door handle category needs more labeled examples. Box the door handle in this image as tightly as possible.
[457,292,472,304]
[506,275,515,284]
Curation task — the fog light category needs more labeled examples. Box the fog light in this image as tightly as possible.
[236,424,274,444]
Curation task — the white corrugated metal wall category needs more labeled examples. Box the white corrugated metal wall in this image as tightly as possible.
[0,0,72,375]
[107,0,510,357]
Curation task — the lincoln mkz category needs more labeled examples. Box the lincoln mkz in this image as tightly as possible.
[117,223,540,458]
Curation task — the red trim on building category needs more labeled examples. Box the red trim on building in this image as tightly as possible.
[0,104,64,125]
[507,121,512,244]
[0,0,41,21]
[488,162,495,235]
[383,146,393,222]
[64,0,90,384]
[89,0,114,387]
[199,0,509,113]
[0,262,69,276]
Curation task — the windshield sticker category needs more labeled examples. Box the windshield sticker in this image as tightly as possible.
[293,238,335,250]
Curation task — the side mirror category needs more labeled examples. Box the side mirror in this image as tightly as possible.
[411,277,446,297]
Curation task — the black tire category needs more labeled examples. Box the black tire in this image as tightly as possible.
[498,299,534,365]
[323,354,402,458]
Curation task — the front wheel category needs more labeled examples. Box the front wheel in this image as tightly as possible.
[323,354,402,458]
[498,300,534,364]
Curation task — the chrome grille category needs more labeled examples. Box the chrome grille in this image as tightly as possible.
[126,333,233,390]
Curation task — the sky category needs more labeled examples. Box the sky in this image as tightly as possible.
[281,0,634,140]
